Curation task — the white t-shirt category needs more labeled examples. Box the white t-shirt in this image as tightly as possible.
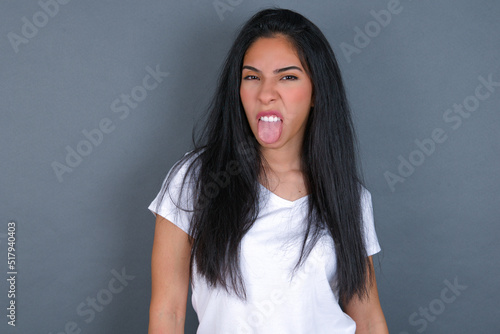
[148,153,381,334]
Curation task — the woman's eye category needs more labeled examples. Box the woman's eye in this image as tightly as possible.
[282,75,298,80]
[243,75,258,80]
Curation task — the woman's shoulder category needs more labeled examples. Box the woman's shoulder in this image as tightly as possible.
[167,148,204,181]
[359,184,372,203]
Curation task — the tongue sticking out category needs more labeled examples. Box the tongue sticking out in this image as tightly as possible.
[258,120,283,144]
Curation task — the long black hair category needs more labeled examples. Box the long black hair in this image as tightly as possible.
[155,7,372,306]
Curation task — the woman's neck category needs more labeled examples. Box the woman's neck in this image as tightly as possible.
[260,145,302,174]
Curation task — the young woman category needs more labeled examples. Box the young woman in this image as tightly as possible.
[148,8,388,334]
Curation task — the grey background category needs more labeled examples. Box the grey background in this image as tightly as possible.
[1,0,498,333]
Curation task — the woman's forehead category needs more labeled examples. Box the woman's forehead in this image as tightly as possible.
[243,37,302,68]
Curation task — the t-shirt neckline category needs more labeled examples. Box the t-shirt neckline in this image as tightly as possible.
[258,183,309,206]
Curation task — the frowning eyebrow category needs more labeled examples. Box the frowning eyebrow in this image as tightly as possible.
[241,65,303,74]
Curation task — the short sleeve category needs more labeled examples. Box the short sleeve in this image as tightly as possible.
[148,153,197,237]
[360,186,381,256]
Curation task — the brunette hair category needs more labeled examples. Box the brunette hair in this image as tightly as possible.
[155,7,372,306]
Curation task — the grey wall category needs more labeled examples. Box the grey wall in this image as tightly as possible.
[1,0,498,333]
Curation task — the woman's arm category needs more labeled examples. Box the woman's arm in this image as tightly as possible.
[149,214,193,334]
[343,256,389,334]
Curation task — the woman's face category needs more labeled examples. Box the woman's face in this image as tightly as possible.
[240,35,314,150]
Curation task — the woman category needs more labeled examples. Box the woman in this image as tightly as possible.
[148,8,388,334]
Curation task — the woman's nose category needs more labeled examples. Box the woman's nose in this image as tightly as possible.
[257,79,278,104]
